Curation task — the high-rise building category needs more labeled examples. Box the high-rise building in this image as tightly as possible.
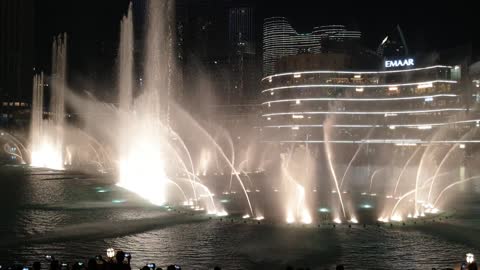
[377,25,409,58]
[228,7,259,103]
[263,17,361,76]
[0,0,34,103]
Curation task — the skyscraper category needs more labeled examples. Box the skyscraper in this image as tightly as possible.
[0,0,34,102]
[228,7,259,102]
[377,25,409,58]
[263,17,361,76]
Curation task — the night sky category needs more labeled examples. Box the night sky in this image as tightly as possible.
[33,0,477,89]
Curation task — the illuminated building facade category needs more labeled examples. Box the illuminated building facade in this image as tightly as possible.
[263,17,360,76]
[261,54,480,154]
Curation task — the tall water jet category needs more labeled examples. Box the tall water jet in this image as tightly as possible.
[324,118,346,219]
[392,146,422,196]
[116,1,172,206]
[280,146,312,224]
[369,168,384,193]
[433,175,480,208]
[340,128,374,189]
[30,73,44,163]
[118,3,134,111]
[427,129,477,204]
[30,34,66,170]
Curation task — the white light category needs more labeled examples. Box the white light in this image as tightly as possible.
[378,217,389,223]
[418,83,433,89]
[255,216,264,221]
[106,248,115,258]
[460,144,466,149]
[467,253,475,264]
[356,88,364,92]
[292,115,304,119]
[301,209,312,224]
[354,74,361,79]
[319,208,329,213]
[390,214,402,222]
[211,210,228,217]
[291,126,299,130]
[270,91,274,95]
[389,125,396,130]
[350,217,358,224]
[286,211,295,224]
[262,94,457,104]
[262,80,456,93]
[395,143,417,146]
[293,73,301,78]
[388,86,398,91]
[267,117,271,121]
[261,65,454,81]
[242,214,250,219]
[295,99,301,104]
[417,125,432,130]
[262,108,465,117]
[333,218,342,224]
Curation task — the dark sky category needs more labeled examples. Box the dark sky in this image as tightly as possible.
[260,0,475,52]
[33,0,477,80]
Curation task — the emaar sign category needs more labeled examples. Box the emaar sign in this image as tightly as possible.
[385,58,415,68]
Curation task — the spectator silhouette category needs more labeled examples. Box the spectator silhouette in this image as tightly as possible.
[87,259,96,270]
[33,262,41,270]
[50,260,60,270]
[106,251,130,270]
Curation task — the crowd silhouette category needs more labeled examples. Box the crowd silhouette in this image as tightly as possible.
[1,249,476,270]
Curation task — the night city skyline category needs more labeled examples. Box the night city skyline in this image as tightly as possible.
[33,0,477,71]
[1,1,480,269]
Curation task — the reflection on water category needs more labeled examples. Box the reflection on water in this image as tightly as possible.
[0,166,479,270]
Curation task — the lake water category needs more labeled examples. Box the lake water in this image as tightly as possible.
[1,165,479,270]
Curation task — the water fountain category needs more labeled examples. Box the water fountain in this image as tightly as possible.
[24,0,480,227]
[30,34,67,170]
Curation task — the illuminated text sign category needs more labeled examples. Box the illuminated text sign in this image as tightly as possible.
[385,58,415,68]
